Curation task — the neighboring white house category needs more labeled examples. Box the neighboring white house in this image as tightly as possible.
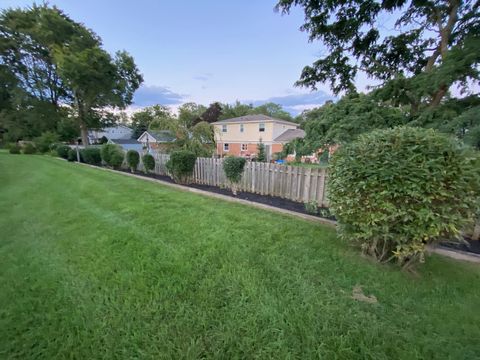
[137,130,176,153]
[88,125,133,144]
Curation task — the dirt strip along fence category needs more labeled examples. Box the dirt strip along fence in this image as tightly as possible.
[136,153,329,206]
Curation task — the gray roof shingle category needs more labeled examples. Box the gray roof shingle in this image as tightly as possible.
[274,128,306,142]
[148,130,176,142]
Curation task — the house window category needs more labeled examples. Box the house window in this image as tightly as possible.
[259,123,265,132]
[223,143,229,151]
[241,143,248,151]
[240,124,244,133]
[222,124,227,133]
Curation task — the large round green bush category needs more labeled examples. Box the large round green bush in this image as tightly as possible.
[166,150,196,184]
[126,150,140,172]
[22,143,36,154]
[142,154,155,173]
[101,144,124,169]
[34,131,59,153]
[328,126,480,267]
[80,147,102,166]
[56,145,70,159]
[8,143,21,154]
[67,148,77,162]
[223,156,246,195]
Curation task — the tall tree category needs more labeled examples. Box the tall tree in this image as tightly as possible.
[0,4,143,145]
[276,0,480,112]
[131,105,174,138]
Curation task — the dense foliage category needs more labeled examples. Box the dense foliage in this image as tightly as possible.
[142,154,155,173]
[126,150,140,172]
[34,132,59,153]
[80,148,102,166]
[276,0,479,110]
[256,141,266,162]
[166,150,196,184]
[8,143,20,154]
[100,144,124,169]
[0,4,142,145]
[56,145,70,159]
[22,143,36,154]
[67,148,77,162]
[328,127,480,268]
[223,156,246,195]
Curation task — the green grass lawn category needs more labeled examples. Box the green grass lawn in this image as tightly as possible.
[1,153,479,359]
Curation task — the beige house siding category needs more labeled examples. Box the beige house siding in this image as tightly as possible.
[214,121,297,145]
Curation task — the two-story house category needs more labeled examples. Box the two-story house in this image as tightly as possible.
[212,114,305,160]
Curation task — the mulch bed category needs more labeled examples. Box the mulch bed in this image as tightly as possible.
[439,238,480,255]
[116,168,335,221]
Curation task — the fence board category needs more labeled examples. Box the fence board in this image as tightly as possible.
[150,153,328,205]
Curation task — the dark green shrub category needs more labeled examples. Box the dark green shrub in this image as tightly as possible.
[126,150,140,172]
[34,131,59,153]
[328,126,480,268]
[304,201,318,215]
[142,154,155,173]
[80,147,102,166]
[8,143,21,154]
[109,151,125,169]
[22,143,36,154]
[256,141,266,162]
[67,148,77,162]
[223,156,246,195]
[101,143,124,168]
[166,150,196,184]
[56,145,70,159]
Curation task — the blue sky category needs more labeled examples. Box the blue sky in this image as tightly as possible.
[2,0,345,113]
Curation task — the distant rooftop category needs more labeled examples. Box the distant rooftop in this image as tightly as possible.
[109,138,140,144]
[274,128,306,142]
[141,130,176,143]
[212,114,298,126]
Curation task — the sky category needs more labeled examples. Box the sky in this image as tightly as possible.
[1,0,350,114]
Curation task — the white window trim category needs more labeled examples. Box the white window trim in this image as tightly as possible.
[240,124,244,132]
[223,143,229,151]
[222,124,227,133]
[241,143,248,151]
[259,123,265,132]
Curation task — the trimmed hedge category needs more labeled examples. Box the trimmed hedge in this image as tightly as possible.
[142,154,155,173]
[22,143,36,154]
[101,144,124,169]
[166,150,196,184]
[56,145,70,159]
[223,156,246,195]
[8,143,21,154]
[67,148,77,162]
[80,147,102,166]
[34,131,59,153]
[126,150,140,172]
[328,126,480,268]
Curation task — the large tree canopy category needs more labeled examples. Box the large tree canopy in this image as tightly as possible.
[0,4,143,145]
[276,0,480,112]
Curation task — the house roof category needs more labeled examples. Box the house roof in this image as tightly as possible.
[109,138,141,145]
[138,130,176,143]
[274,128,306,142]
[212,114,298,127]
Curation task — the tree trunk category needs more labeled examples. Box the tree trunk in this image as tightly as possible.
[429,84,448,108]
[79,121,89,147]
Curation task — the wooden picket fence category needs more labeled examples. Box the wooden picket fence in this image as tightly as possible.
[143,153,329,206]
